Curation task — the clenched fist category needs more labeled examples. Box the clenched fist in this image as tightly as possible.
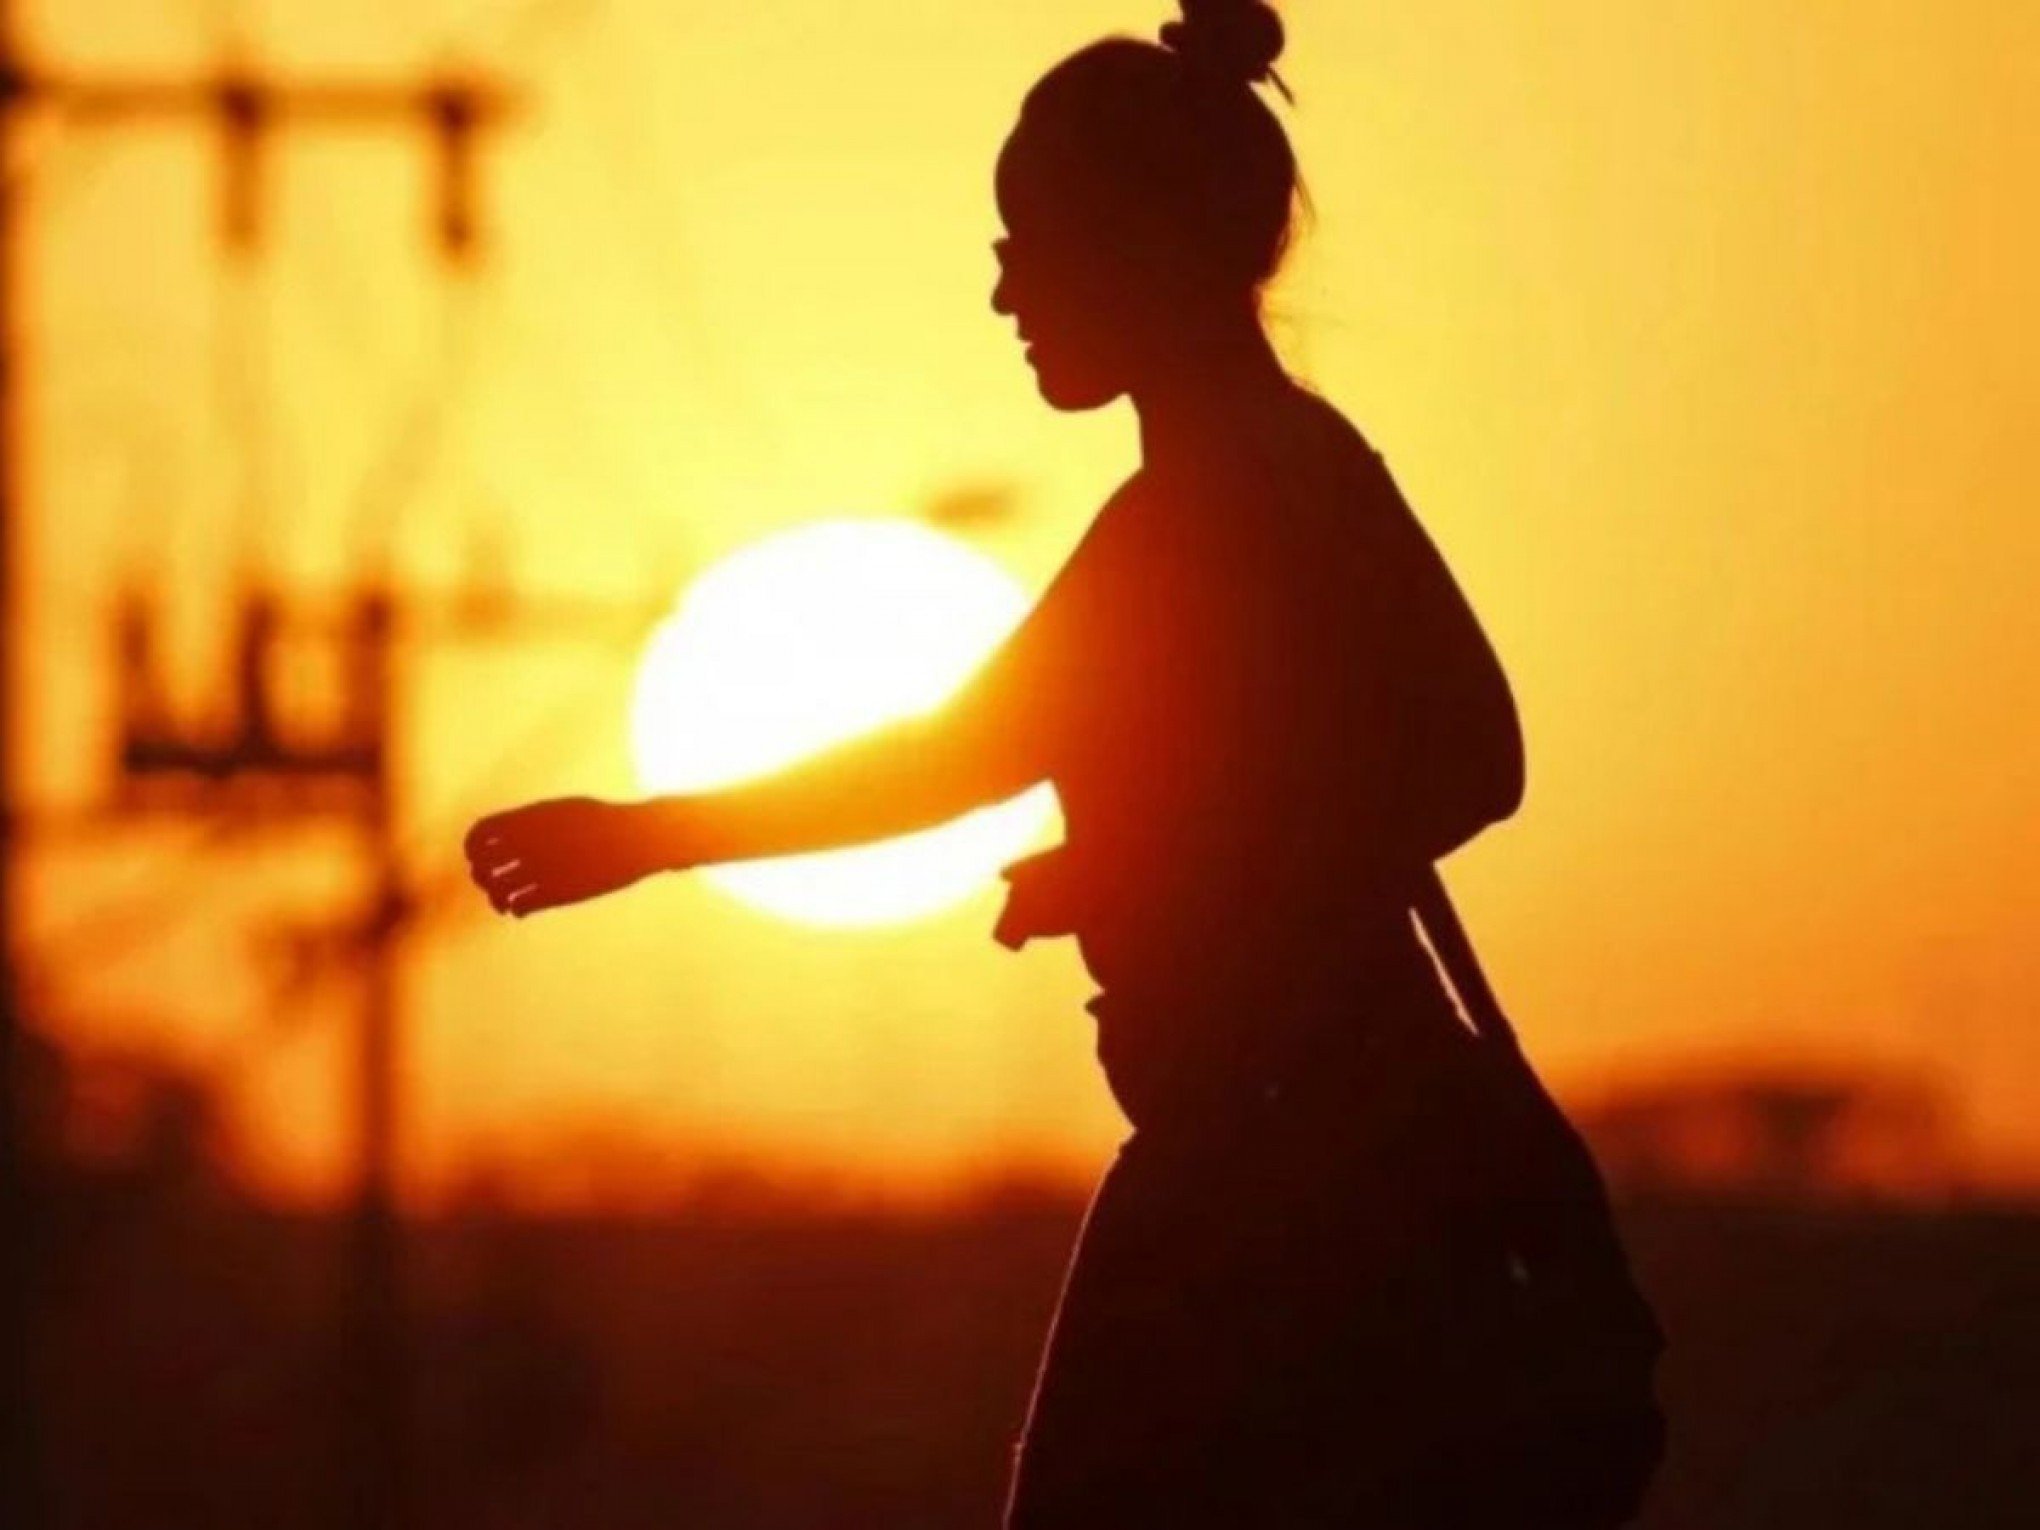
[464,796,658,918]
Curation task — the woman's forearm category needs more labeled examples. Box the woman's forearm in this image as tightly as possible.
[630,712,1039,872]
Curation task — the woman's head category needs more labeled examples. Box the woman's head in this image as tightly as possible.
[992,0,1302,410]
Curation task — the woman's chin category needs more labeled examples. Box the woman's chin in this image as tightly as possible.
[1031,357,1122,413]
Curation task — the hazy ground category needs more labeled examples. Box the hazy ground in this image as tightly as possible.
[31,1170,2040,1529]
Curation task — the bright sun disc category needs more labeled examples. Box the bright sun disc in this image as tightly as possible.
[630,519,1055,928]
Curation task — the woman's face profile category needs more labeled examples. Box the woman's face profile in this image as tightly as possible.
[991,127,1144,413]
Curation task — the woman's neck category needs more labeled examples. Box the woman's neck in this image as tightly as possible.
[1131,310,1293,474]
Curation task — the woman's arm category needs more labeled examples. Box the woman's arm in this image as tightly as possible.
[465,518,1110,917]
[640,670,1050,869]
[465,644,1053,917]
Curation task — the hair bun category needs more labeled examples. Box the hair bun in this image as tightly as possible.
[1159,0,1288,94]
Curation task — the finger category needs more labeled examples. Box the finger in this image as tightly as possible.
[470,802,551,854]
[483,831,531,864]
[480,858,527,892]
[489,874,538,915]
[515,866,614,916]
[467,842,514,882]
[507,882,559,918]
[465,814,515,857]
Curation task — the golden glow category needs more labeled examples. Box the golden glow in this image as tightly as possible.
[630,519,1055,928]
[34,3,2040,1203]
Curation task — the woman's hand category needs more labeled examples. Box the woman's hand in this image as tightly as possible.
[463,796,658,918]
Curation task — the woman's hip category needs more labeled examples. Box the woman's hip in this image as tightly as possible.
[1007,1116,1520,1529]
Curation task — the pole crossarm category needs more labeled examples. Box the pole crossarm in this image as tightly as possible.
[7,65,521,258]
[105,581,664,825]
[25,73,520,127]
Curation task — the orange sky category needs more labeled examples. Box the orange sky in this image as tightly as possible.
[17,0,2040,1204]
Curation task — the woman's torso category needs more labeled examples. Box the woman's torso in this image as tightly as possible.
[1023,382,1517,1124]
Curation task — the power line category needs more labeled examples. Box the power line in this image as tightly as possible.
[571,20,782,488]
[439,0,602,75]
[18,818,248,977]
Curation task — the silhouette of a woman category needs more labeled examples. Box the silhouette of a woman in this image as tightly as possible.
[466,4,1566,1524]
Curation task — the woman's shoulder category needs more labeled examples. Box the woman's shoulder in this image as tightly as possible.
[1103,385,1405,575]
[1218,383,1410,558]
[1276,383,1397,499]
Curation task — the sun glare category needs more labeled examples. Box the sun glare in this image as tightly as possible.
[630,519,1056,928]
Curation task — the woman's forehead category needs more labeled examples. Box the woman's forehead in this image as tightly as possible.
[994,117,1094,237]
[993,121,1041,228]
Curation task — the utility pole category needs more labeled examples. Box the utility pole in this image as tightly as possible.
[0,21,518,1529]
[116,575,664,1530]
[0,1,35,1524]
[113,575,660,1530]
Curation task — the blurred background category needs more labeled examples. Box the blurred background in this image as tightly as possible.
[3,1,2035,1526]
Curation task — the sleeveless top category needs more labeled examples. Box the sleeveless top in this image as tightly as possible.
[989,383,1521,1125]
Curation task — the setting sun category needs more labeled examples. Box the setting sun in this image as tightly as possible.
[630,519,1057,928]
